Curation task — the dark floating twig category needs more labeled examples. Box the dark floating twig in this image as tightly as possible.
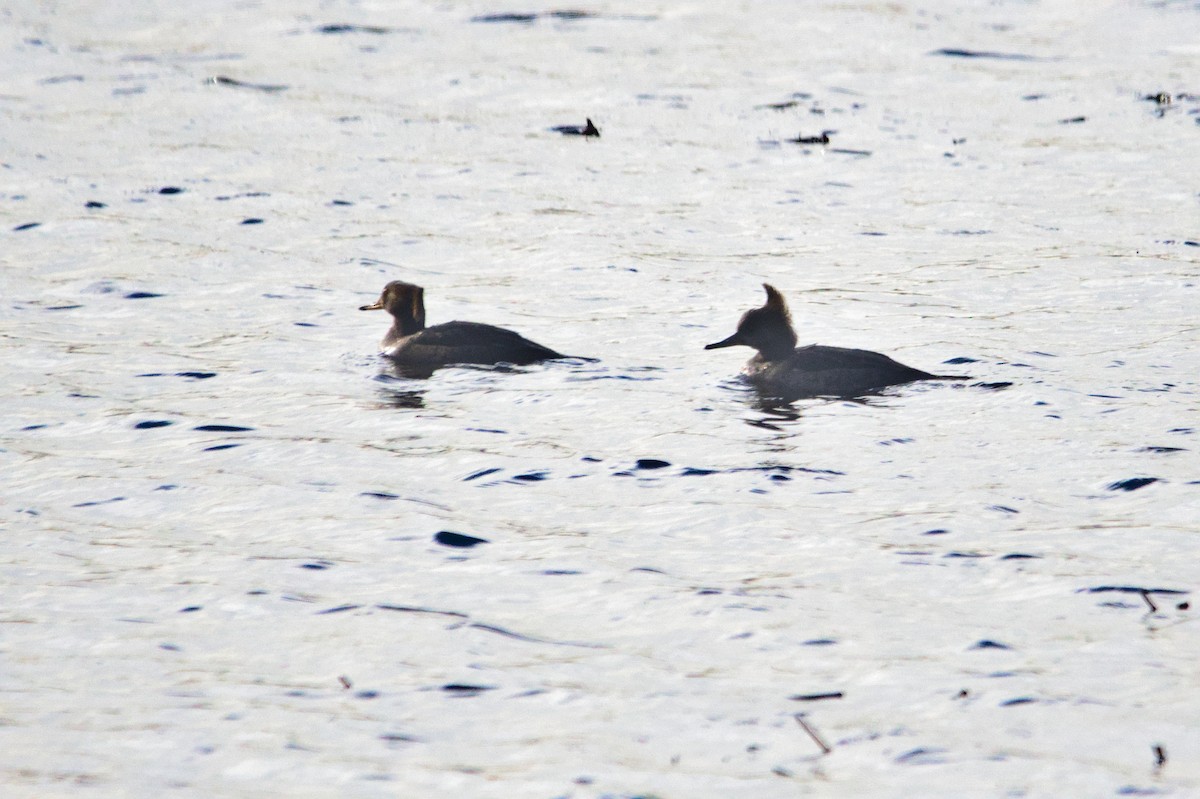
[473,12,538,23]
[930,48,1039,61]
[441,683,497,695]
[789,130,832,145]
[473,10,626,23]
[793,714,832,755]
[550,118,600,137]
[1154,744,1167,768]
[314,23,393,34]
[789,691,843,702]
[375,604,469,619]
[209,75,288,93]
[316,604,361,615]
[1085,586,1187,595]
[360,491,399,500]
[338,675,352,689]
[1140,591,1158,613]
[194,424,254,432]
[469,622,605,648]
[1058,116,1087,124]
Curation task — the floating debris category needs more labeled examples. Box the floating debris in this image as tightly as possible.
[930,48,1040,61]
[550,118,600,137]
[434,531,489,548]
[790,130,832,145]
[208,75,288,93]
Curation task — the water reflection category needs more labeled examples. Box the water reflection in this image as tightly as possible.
[376,388,426,409]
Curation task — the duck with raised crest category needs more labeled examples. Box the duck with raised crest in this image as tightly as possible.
[706,283,964,401]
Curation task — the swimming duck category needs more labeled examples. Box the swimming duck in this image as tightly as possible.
[705,283,962,401]
[360,281,566,377]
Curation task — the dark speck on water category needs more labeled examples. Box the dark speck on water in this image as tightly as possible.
[472,12,539,23]
[441,683,497,695]
[134,420,174,429]
[930,48,1039,61]
[635,458,671,470]
[194,424,254,432]
[209,75,288,93]
[971,640,1012,650]
[790,130,832,145]
[13,222,41,231]
[158,186,184,195]
[434,531,489,548]
[551,118,600,137]
[85,201,106,208]
[361,491,399,500]
[1107,477,1159,491]
[241,218,264,225]
[315,23,394,34]
[316,604,360,614]
[125,292,164,299]
[203,443,242,451]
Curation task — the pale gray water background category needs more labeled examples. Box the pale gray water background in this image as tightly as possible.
[2,1,1199,796]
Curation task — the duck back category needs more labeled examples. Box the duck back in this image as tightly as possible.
[385,321,564,376]
[748,344,937,400]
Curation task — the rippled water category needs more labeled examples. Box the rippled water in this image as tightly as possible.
[3,1,1199,796]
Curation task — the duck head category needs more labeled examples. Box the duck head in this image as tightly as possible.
[360,280,426,336]
[705,283,798,360]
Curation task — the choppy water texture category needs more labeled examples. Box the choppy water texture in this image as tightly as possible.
[3,1,1199,797]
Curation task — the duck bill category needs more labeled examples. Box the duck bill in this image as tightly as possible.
[359,299,384,311]
[704,332,744,350]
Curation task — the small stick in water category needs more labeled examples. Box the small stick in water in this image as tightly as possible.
[794,713,832,755]
[1140,591,1158,613]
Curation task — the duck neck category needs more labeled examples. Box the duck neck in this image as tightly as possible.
[758,324,798,361]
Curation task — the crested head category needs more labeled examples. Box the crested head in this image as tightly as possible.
[705,283,798,360]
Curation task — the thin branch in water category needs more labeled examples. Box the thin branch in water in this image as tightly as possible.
[794,713,832,755]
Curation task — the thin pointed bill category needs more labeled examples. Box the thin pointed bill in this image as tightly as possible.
[359,300,384,311]
[705,333,743,350]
